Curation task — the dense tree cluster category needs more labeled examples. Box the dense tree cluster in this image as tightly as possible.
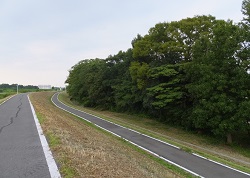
[66,1,250,144]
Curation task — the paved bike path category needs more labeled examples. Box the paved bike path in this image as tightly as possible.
[52,93,250,178]
[0,94,58,178]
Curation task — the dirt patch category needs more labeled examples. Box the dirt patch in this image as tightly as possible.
[30,92,181,178]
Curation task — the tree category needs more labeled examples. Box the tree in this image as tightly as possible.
[241,0,250,72]
[66,59,93,104]
[66,58,112,107]
[242,0,250,25]
[185,19,250,144]
[131,16,217,122]
[132,15,216,65]
[108,49,146,112]
[145,64,185,122]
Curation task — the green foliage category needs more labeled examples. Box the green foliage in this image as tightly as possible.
[185,19,250,142]
[66,58,112,107]
[129,61,149,90]
[37,112,46,124]
[242,0,250,24]
[132,15,216,65]
[47,132,60,147]
[0,93,12,99]
[66,1,250,144]
[145,64,186,123]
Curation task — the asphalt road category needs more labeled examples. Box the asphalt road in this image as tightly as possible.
[52,93,250,178]
[0,94,51,178]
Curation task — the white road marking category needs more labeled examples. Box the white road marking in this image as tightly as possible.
[192,153,250,177]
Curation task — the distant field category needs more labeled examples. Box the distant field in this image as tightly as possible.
[0,88,40,103]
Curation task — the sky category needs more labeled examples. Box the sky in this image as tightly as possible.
[0,0,244,87]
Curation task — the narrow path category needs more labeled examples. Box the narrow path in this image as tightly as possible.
[0,94,60,178]
[52,93,250,178]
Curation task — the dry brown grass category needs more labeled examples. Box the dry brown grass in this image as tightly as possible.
[30,92,182,178]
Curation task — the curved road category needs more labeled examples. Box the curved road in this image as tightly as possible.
[52,93,249,178]
[0,94,59,178]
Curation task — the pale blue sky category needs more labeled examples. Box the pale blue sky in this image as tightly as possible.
[0,0,244,87]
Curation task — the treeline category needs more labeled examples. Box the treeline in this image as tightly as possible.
[66,1,250,144]
[0,84,38,90]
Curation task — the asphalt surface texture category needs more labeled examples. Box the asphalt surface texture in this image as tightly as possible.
[0,94,51,178]
[52,93,250,178]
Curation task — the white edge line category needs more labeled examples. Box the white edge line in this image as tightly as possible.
[28,95,61,178]
[192,153,250,177]
[51,93,203,178]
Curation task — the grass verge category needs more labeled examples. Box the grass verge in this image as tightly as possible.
[30,92,184,178]
[36,110,78,178]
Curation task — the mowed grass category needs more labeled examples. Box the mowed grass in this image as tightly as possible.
[58,92,250,174]
[30,92,184,178]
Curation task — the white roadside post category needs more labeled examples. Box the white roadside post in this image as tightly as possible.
[17,84,18,94]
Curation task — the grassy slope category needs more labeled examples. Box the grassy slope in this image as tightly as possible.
[58,92,250,174]
[30,92,186,178]
[0,93,15,104]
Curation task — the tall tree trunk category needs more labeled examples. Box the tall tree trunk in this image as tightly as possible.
[227,133,232,144]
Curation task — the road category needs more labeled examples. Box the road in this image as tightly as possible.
[52,92,250,178]
[0,94,59,178]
